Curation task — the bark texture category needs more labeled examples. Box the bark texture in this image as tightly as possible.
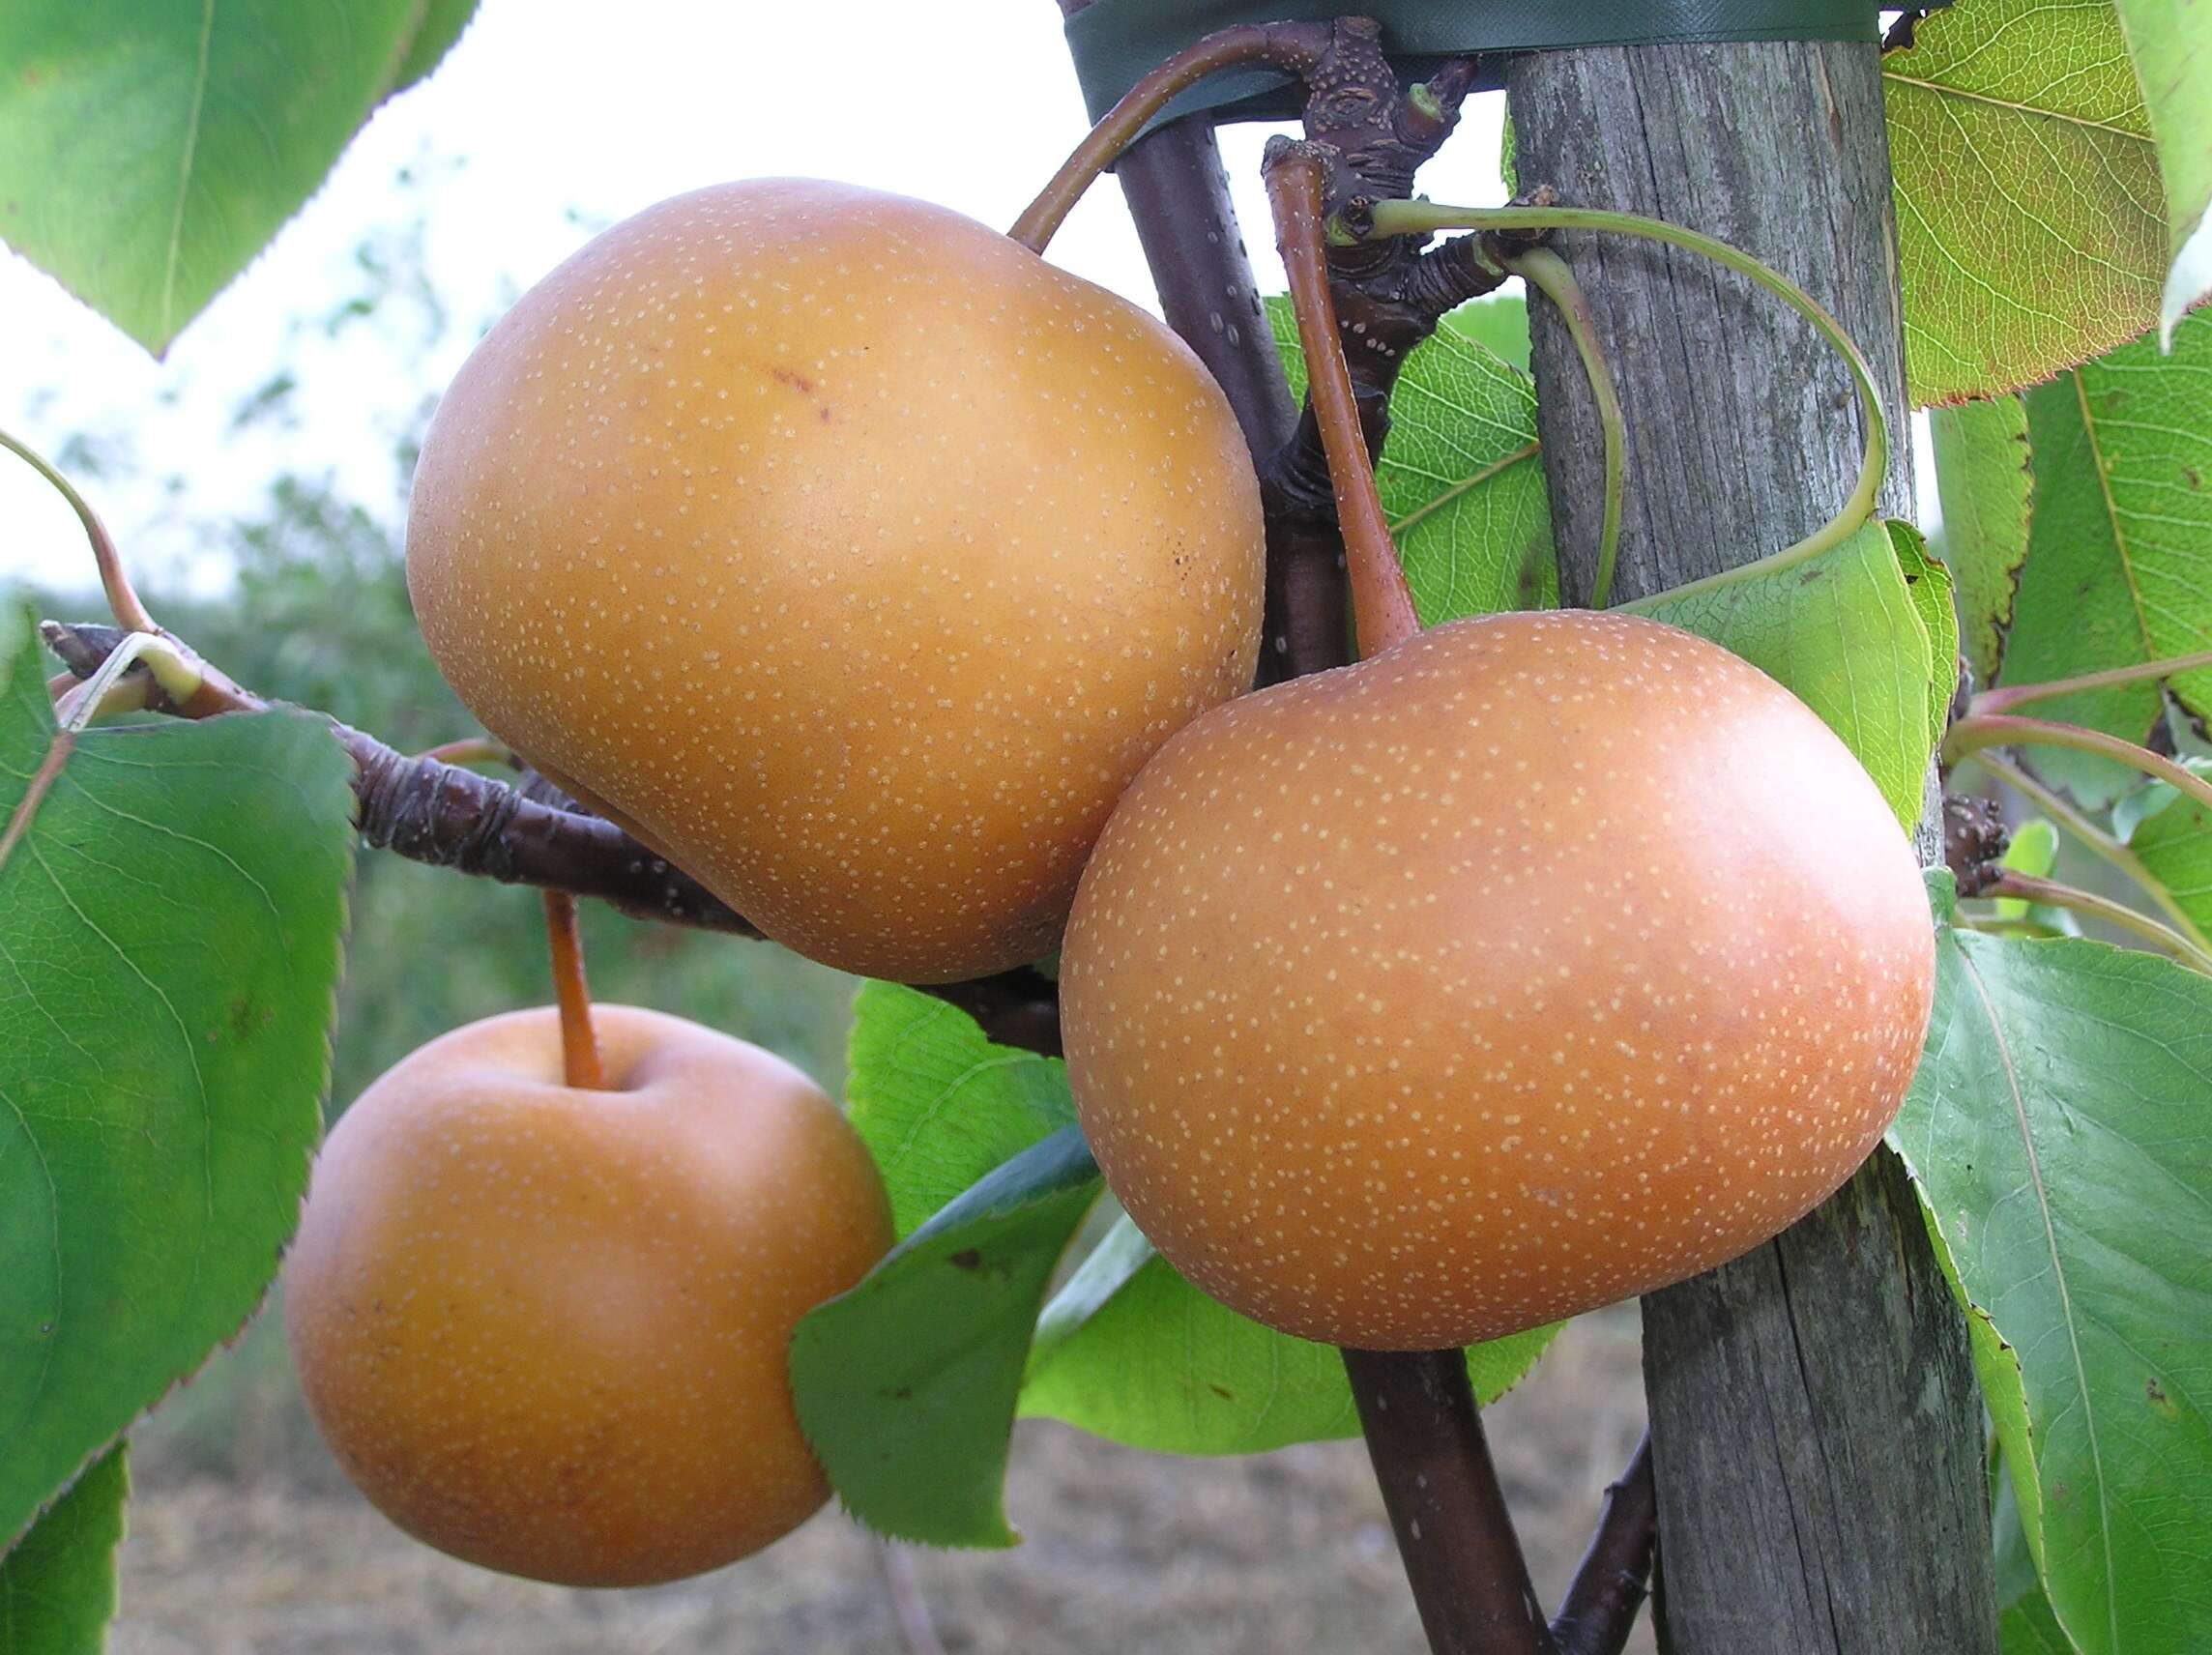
[1506,42,1997,1655]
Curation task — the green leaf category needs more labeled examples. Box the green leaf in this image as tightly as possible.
[0,611,355,1547]
[1888,925,2212,1655]
[0,1447,127,1655]
[2112,0,2212,332]
[1930,394,2035,686]
[1884,0,2167,405]
[1995,306,2212,808]
[1442,295,1531,372]
[1638,519,1936,828]
[1982,818,2082,937]
[1018,1213,1557,1455]
[845,981,1076,1237]
[1995,1457,2081,1655]
[2113,759,2212,944]
[788,1127,1100,1548]
[1892,519,1961,754]
[0,0,430,354]
[387,0,480,99]
[1269,295,1557,621]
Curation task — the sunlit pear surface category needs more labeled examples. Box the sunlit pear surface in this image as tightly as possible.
[283,1005,893,1586]
[1061,610,1936,1350]
[406,178,1266,983]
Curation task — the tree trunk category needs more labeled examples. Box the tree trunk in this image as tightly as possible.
[1506,43,1998,1655]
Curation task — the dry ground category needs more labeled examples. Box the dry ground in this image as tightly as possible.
[109,1310,1649,1655]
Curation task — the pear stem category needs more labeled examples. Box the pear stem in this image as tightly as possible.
[1363,200,1886,608]
[1009,21,1330,253]
[1956,751,2212,952]
[1943,714,2212,824]
[1266,144,1419,658]
[416,737,517,770]
[1968,649,2212,716]
[1501,247,1624,608]
[542,890,607,1090]
[1975,871,2212,975]
[1,427,158,634]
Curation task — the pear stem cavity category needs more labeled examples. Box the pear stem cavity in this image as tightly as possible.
[542,890,607,1091]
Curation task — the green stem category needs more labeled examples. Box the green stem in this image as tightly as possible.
[1503,247,1624,608]
[1970,649,2212,716]
[1944,714,2212,825]
[1975,871,2212,976]
[0,428,157,634]
[1958,750,2212,952]
[1366,200,1886,607]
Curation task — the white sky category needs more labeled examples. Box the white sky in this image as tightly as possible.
[0,0,1513,597]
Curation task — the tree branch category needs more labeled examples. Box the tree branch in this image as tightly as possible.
[40,619,1062,1055]
[1549,1434,1656,1655]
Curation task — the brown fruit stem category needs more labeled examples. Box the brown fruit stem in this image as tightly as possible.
[1264,142,1420,659]
[1343,1348,1557,1655]
[541,890,607,1090]
[1008,19,1333,253]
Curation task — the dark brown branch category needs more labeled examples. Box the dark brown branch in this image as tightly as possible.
[40,619,1062,1054]
[1341,1348,1556,1655]
[1550,1434,1656,1655]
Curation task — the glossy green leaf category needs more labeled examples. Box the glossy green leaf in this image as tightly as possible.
[1442,295,1531,372]
[0,611,355,1548]
[788,1127,1100,1548]
[0,1448,126,1655]
[1270,295,1557,621]
[388,0,480,99]
[1893,519,1961,754]
[1884,0,2167,405]
[1637,519,1936,828]
[0,0,429,354]
[1889,908,2212,1655]
[2112,0,2212,332]
[1931,394,2035,686]
[844,981,1076,1237]
[1996,306,2212,808]
[1018,1213,1557,1455]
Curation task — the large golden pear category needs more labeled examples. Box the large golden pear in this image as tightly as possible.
[283,1005,892,1585]
[1061,611,1936,1350]
[407,179,1265,982]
